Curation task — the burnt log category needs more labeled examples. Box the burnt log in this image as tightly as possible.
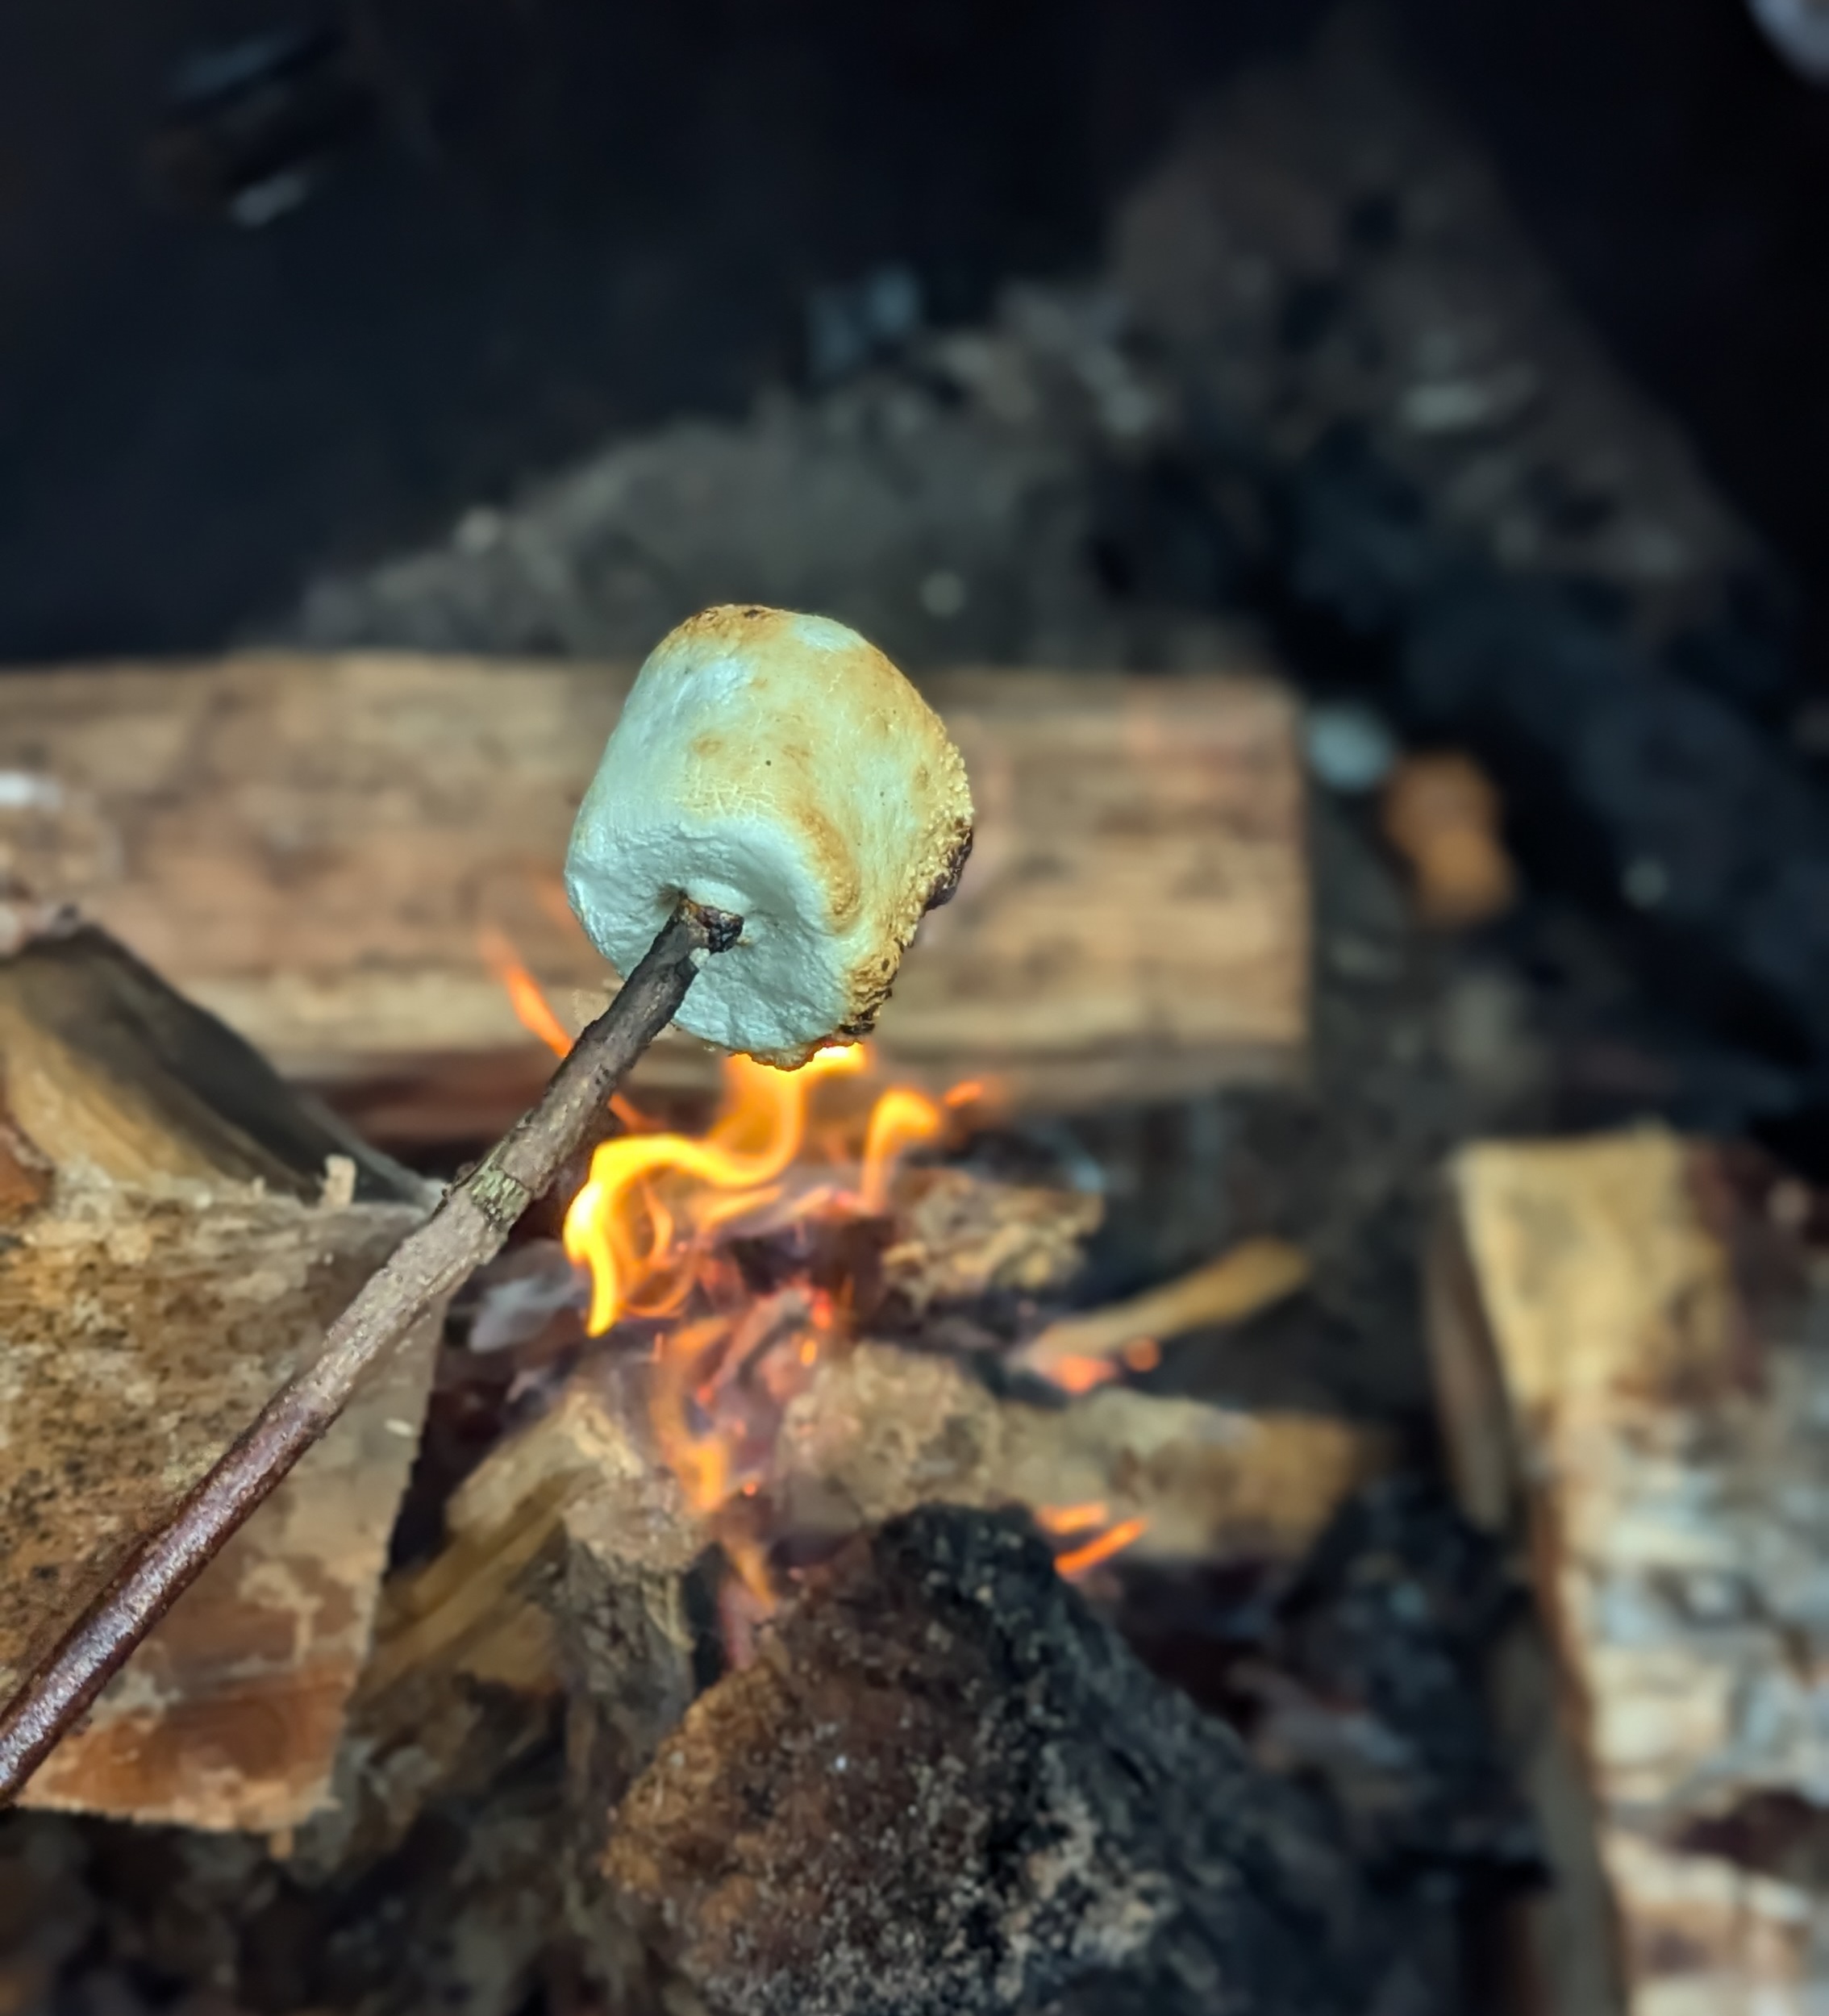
[604,1506,1382,2016]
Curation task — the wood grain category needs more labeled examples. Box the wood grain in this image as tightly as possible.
[0,924,440,1830]
[1429,1128,1829,2016]
[0,654,1307,1127]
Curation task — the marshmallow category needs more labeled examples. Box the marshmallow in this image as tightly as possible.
[565,606,973,1068]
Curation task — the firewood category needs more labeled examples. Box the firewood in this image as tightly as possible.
[299,1367,692,1876]
[300,1367,709,2013]
[0,922,437,1829]
[0,653,1307,1135]
[1013,1236,1311,1382]
[603,1506,1376,2016]
[0,918,418,1201]
[338,1340,1386,1876]
[0,899,731,1804]
[777,1342,1389,1568]
[1427,1127,1829,2016]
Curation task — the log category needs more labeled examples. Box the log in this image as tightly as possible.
[1427,1127,1829,2016]
[877,1166,1104,1324]
[777,1342,1389,1569]
[0,919,420,1203]
[0,653,1307,1136]
[338,1334,1387,1889]
[603,1505,1374,2016]
[316,1156,1123,1862]
[1013,1237,1312,1383]
[0,922,440,1831]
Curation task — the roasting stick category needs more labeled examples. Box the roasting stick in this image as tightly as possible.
[0,900,738,1803]
[1,603,973,1805]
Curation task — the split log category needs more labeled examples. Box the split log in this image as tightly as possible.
[1428,1127,1829,2016]
[604,1505,1375,2016]
[1013,1236,1312,1382]
[336,1333,1386,1832]
[0,917,418,1202]
[0,653,1307,1137]
[777,1342,1389,1569]
[0,922,440,1831]
[302,1370,699,1849]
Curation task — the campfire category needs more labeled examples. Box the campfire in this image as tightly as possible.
[0,610,1455,2016]
[490,943,1153,1622]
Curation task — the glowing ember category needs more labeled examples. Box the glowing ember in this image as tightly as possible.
[1052,1515,1149,1581]
[1035,1501,1149,1577]
[1038,1352,1124,1397]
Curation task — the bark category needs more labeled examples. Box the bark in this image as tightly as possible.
[0,901,721,1806]
[0,922,437,1829]
[1428,1127,1829,2016]
[604,1506,1377,2016]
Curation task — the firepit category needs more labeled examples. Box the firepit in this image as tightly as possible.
[10,7,1829,2011]
[0,899,1442,2016]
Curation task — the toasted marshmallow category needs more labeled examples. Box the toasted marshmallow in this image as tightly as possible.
[565,606,973,1068]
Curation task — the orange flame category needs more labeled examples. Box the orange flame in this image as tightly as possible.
[859,1088,945,1214]
[556,1039,964,1593]
[1052,1514,1148,1580]
[478,927,644,1128]
[482,935,994,1619]
[479,926,575,1059]
[562,1046,868,1334]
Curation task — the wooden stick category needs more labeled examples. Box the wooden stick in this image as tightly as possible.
[1014,1238,1310,1381]
[0,899,739,1804]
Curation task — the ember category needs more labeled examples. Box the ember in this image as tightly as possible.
[1035,1501,1150,1578]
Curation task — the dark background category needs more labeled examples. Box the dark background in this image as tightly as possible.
[3,0,1827,668]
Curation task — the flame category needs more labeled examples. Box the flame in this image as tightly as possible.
[474,934,1101,1626]
[479,927,645,1130]
[1052,1514,1148,1580]
[553,1027,961,1605]
[562,1046,868,1334]
[859,1088,945,1214]
[480,927,574,1059]
[1036,1502,1148,1578]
